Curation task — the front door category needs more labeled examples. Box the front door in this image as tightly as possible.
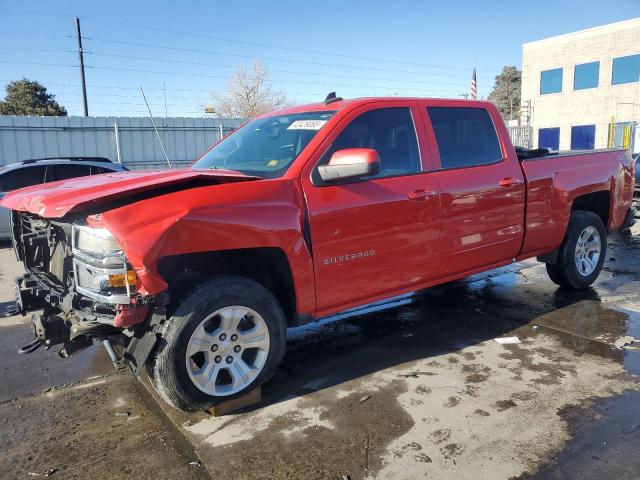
[302,105,441,315]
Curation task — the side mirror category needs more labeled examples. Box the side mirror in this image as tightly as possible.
[318,148,380,183]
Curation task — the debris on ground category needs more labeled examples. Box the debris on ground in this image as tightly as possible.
[364,434,370,477]
[613,336,638,349]
[27,468,56,477]
[359,395,371,403]
[398,371,437,378]
[401,333,414,338]
[188,461,202,468]
[495,336,521,345]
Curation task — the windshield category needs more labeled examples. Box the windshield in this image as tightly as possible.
[193,111,335,178]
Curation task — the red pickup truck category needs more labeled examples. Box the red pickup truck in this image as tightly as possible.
[3,97,636,411]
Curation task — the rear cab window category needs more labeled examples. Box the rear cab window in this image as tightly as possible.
[313,107,421,183]
[426,107,503,169]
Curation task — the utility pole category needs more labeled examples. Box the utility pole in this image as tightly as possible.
[76,17,89,117]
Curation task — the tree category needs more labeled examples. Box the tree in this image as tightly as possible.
[0,79,67,116]
[488,66,521,121]
[212,61,287,118]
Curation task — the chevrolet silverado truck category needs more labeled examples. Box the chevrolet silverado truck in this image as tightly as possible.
[3,96,636,411]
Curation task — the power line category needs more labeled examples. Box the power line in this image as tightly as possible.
[83,36,494,79]
[0,59,472,93]
[1,11,500,71]
[0,40,494,84]
[85,51,479,87]
[84,64,471,93]
[0,31,493,80]
[0,59,79,68]
[58,91,210,101]
[0,46,75,53]
[0,79,329,97]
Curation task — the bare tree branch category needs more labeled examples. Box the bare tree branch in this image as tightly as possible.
[212,61,289,118]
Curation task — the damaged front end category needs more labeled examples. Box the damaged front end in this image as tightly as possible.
[12,211,163,373]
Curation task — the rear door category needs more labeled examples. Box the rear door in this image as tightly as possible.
[301,103,442,315]
[421,104,525,275]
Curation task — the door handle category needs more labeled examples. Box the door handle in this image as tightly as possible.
[408,189,437,200]
[499,177,522,187]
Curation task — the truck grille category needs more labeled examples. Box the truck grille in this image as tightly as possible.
[49,242,67,284]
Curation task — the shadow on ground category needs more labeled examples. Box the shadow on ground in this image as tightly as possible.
[256,262,619,413]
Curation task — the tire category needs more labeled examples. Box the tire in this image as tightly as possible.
[545,210,607,289]
[147,276,287,411]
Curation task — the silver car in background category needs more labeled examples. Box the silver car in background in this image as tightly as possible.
[0,157,128,239]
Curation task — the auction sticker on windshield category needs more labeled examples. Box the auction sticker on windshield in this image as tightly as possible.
[287,119,328,130]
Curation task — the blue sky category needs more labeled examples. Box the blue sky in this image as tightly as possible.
[0,0,637,117]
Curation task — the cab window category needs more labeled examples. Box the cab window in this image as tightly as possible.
[427,107,503,169]
[317,107,420,181]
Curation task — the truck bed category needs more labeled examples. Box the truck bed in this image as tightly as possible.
[518,148,634,260]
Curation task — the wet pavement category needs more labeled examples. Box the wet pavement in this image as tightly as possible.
[0,245,207,479]
[1,226,640,479]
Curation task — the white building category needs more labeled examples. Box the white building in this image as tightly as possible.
[521,18,640,152]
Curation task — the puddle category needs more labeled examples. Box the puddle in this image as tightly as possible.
[519,389,640,480]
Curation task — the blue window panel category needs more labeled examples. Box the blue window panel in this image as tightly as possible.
[540,68,563,94]
[570,125,596,150]
[574,62,600,90]
[612,54,640,85]
[539,127,560,150]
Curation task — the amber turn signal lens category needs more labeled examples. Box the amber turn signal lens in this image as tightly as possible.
[107,271,137,288]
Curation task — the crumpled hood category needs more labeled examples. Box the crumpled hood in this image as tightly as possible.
[0,168,258,218]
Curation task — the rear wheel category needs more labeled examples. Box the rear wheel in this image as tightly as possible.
[147,276,286,411]
[545,210,607,289]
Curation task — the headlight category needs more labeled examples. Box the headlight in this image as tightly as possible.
[74,225,122,256]
[72,224,137,304]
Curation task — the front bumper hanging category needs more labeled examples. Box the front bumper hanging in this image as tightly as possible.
[14,274,54,315]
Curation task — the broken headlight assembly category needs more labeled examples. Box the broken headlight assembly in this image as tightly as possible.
[72,224,137,304]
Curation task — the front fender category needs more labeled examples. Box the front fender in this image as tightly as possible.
[94,179,316,315]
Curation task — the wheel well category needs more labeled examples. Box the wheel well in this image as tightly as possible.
[157,248,296,323]
[571,191,610,229]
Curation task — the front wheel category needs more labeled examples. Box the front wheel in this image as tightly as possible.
[545,210,607,289]
[147,276,287,411]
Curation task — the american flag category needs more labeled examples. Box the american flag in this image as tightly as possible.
[470,66,477,100]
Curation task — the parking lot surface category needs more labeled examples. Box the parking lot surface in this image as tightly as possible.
[1,225,639,479]
[0,244,207,480]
